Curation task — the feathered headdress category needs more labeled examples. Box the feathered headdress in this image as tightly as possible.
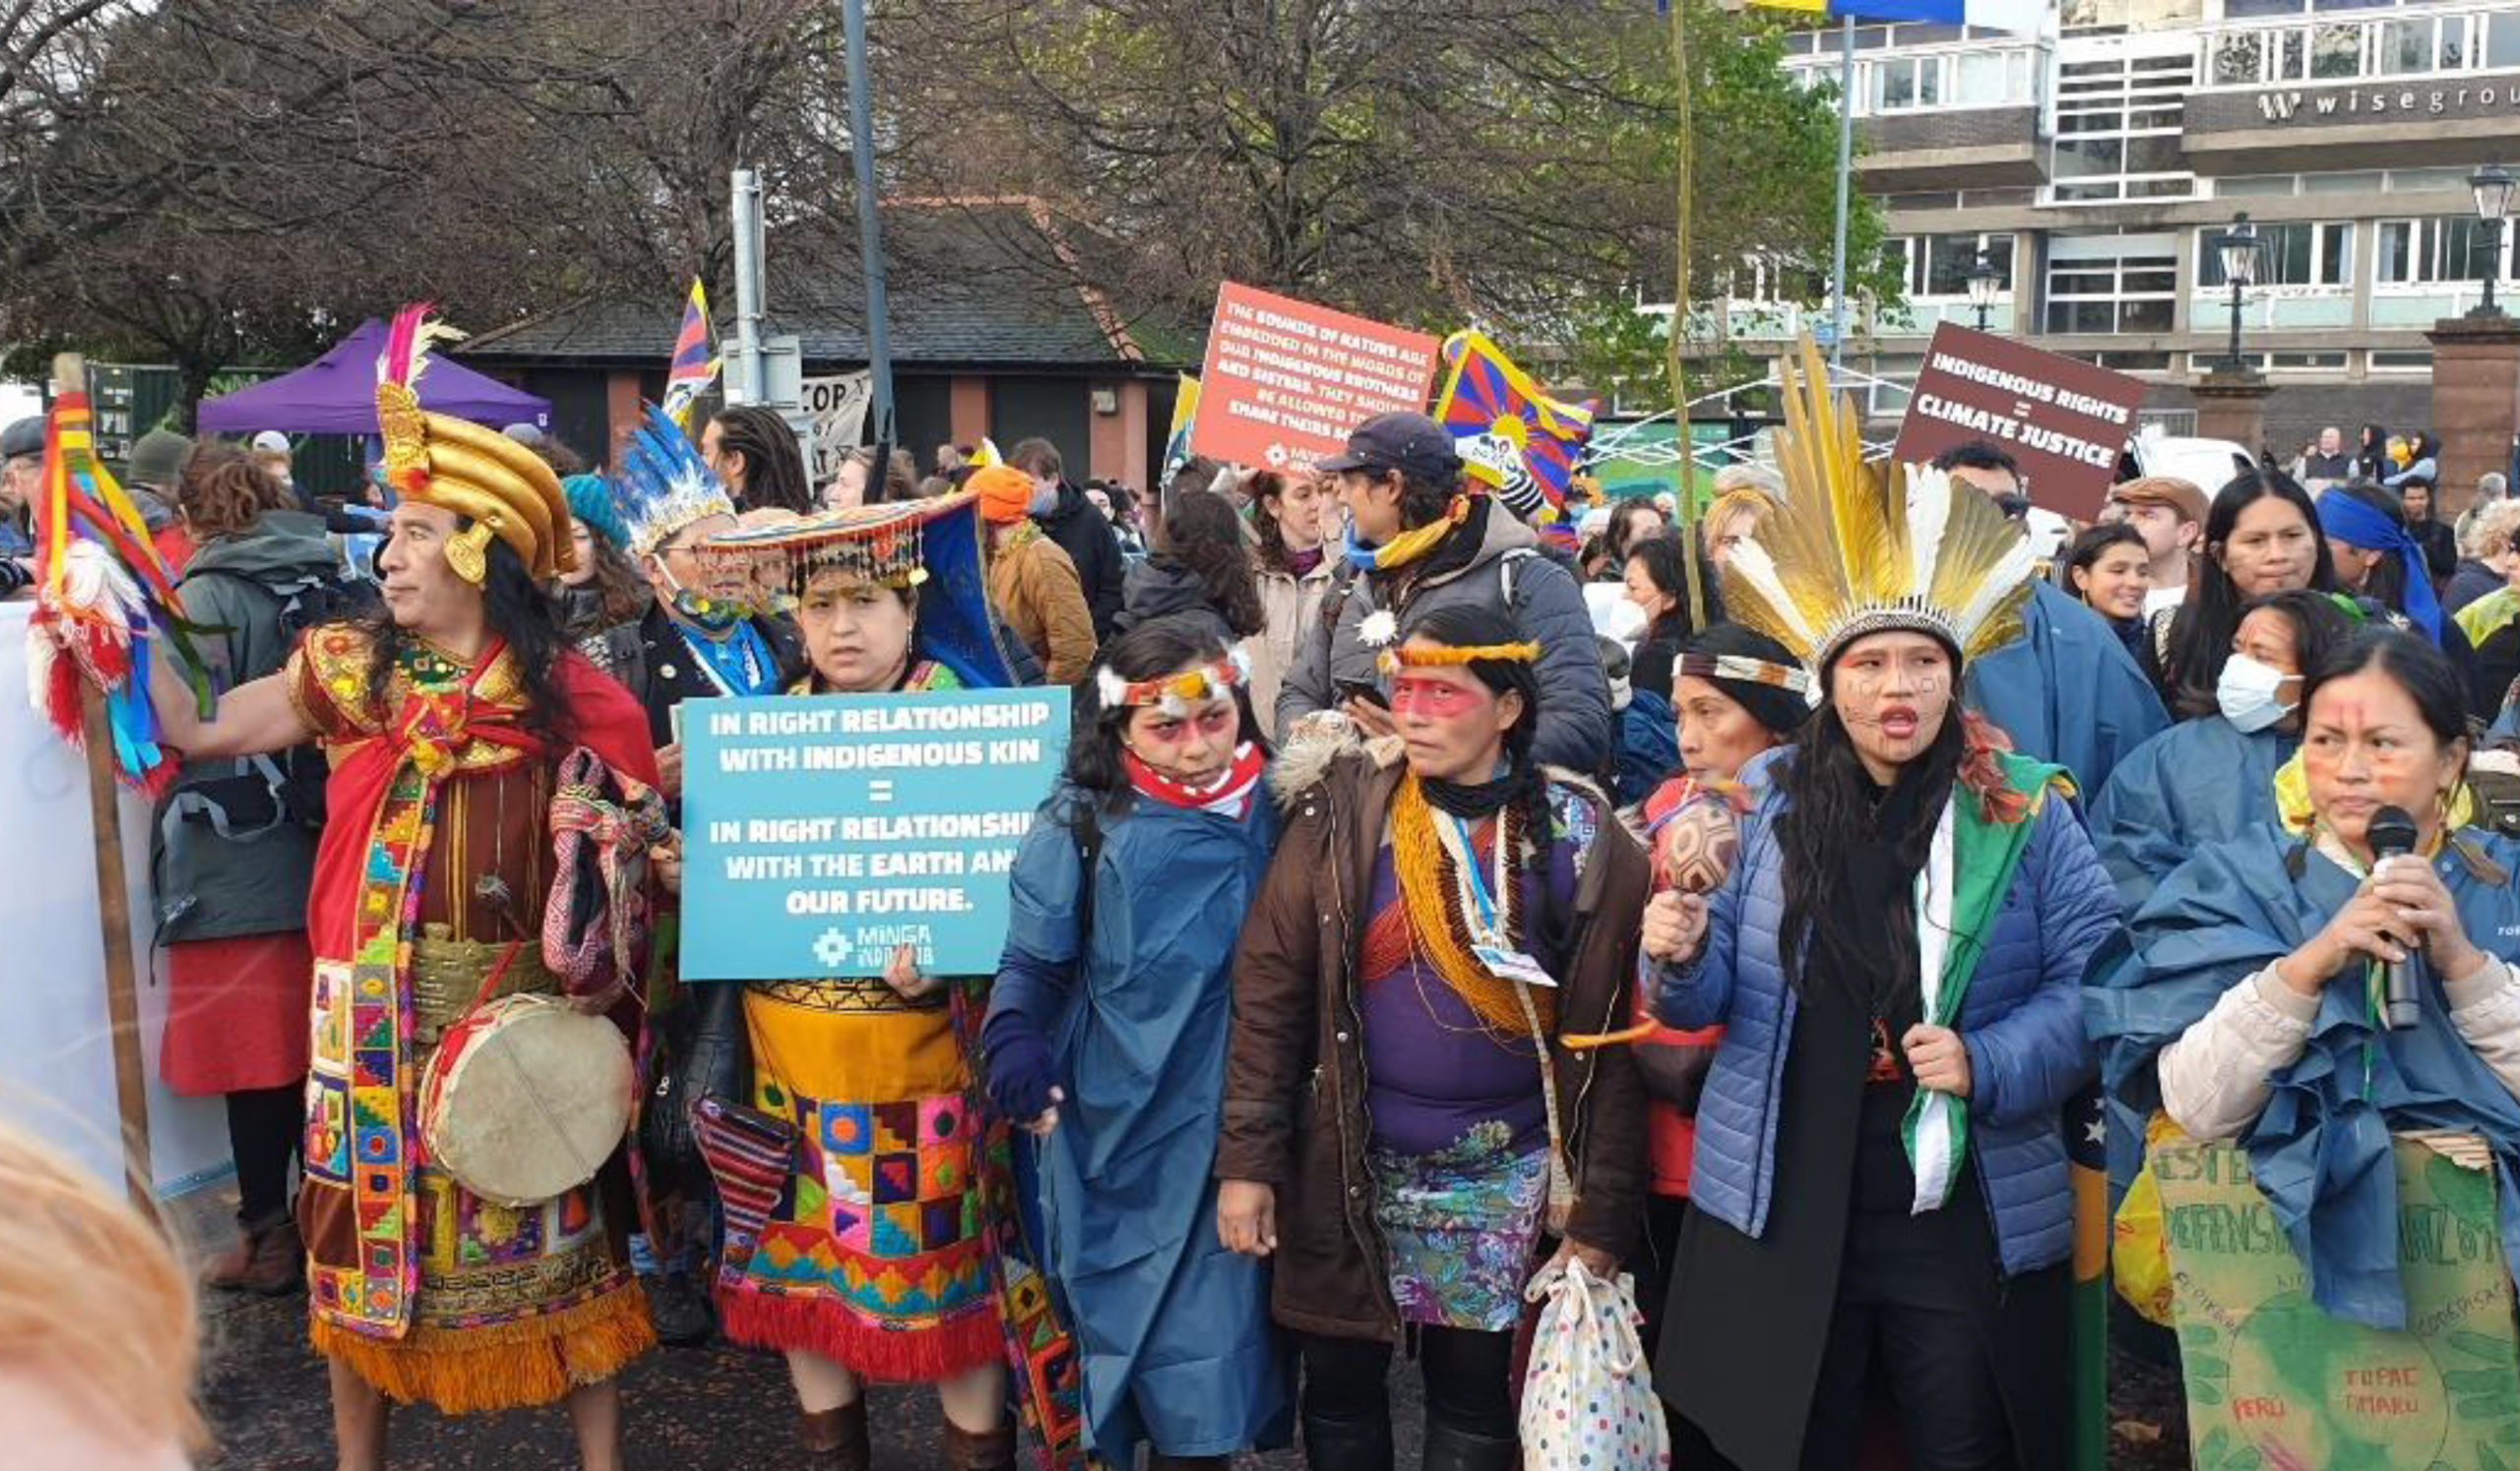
[375,303,573,584]
[1721,338,2038,678]
[612,403,735,559]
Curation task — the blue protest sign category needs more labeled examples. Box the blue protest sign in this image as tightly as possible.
[679,687,1071,980]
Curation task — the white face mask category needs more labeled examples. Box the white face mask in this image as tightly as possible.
[2217,652,2295,733]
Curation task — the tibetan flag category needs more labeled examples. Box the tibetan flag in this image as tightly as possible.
[1433,331,1597,524]
[1741,0,2048,32]
[1161,373,1199,485]
[661,278,721,430]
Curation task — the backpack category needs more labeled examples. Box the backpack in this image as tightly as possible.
[175,565,378,829]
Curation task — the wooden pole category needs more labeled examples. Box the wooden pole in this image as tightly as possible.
[54,350,154,1208]
[1668,0,1708,631]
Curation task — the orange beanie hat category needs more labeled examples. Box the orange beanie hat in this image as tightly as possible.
[969,465,1035,526]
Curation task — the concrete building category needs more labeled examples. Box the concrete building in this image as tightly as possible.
[1727,0,2520,458]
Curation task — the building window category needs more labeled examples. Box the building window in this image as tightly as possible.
[2196,221,2351,288]
[1870,54,1942,110]
[2491,13,2520,70]
[2369,350,2434,371]
[2048,52,2193,204]
[1888,232,2016,296]
[2045,234,2181,335]
[2376,218,2506,285]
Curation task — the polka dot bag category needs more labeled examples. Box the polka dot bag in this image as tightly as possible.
[1519,1258,1671,1471]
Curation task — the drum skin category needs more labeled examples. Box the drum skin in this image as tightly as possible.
[418,993,634,1207]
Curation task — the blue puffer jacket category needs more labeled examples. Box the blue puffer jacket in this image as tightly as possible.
[1650,746,2116,1277]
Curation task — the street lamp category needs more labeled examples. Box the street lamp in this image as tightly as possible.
[2206,212,2264,373]
[2470,161,2515,316]
[1967,250,2001,332]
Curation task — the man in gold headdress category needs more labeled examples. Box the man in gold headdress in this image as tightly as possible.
[149,307,662,1470]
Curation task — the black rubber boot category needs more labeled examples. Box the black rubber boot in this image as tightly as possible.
[1301,1405,1396,1471]
[1419,1418,1519,1471]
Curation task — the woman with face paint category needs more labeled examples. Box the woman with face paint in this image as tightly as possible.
[1640,347,2116,1470]
[1218,603,1650,1471]
[674,497,1044,1471]
[980,618,1287,1471]
[2095,630,2520,1338]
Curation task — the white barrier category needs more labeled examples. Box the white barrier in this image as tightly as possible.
[0,602,231,1196]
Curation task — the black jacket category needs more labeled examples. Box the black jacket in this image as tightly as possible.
[1115,554,1236,645]
[1035,480,1127,640]
[606,602,810,748]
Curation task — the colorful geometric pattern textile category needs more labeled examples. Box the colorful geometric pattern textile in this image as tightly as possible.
[716,984,1000,1381]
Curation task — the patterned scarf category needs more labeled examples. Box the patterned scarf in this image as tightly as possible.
[1123,740,1264,817]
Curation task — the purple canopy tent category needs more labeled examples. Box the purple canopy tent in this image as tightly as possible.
[196,318,549,433]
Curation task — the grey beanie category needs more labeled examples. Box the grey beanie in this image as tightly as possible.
[126,427,194,489]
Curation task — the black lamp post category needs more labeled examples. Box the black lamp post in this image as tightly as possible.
[2205,212,2264,373]
[2471,161,2514,317]
[1967,250,2001,332]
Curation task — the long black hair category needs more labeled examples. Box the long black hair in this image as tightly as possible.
[2162,470,2337,719]
[1403,602,1571,966]
[1774,636,1967,998]
[1626,532,1724,640]
[1065,615,1267,818]
[361,526,574,746]
[1156,488,1266,637]
[709,407,813,514]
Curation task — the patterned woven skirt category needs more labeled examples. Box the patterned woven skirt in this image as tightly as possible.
[1368,1119,1548,1333]
[715,978,999,1380]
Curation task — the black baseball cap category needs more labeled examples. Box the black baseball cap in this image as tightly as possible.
[1316,412,1462,484]
[0,416,42,461]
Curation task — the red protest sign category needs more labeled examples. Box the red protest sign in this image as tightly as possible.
[1890,323,2147,523]
[1188,282,1441,470]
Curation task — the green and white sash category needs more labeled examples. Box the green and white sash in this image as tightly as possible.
[1902,752,2064,1214]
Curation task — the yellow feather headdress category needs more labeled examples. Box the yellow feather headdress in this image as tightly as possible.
[1719,337,2039,678]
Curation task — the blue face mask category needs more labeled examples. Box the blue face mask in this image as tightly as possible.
[2217,652,2295,734]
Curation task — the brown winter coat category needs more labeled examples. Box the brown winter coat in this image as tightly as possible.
[988,522,1099,682]
[1217,738,1651,1343]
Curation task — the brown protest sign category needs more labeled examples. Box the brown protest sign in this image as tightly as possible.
[1188,282,1441,470]
[1889,322,2148,523]
[2152,1134,2520,1471]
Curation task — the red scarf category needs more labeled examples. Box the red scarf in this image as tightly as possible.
[1123,740,1265,818]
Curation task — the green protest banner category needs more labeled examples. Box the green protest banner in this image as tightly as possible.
[2154,1135,2520,1471]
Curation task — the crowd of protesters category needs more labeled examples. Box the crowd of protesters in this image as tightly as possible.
[23,344,2520,1471]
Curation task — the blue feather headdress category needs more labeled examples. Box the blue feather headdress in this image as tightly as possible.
[612,404,735,558]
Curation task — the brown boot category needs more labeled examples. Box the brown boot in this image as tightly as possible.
[202,1215,288,1293]
[800,1399,869,1471]
[941,1420,1015,1471]
[241,1215,305,1296]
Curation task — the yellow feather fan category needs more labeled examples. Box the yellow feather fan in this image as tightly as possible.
[1720,336,2038,676]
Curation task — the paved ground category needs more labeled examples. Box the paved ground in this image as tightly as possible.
[184,1190,2184,1470]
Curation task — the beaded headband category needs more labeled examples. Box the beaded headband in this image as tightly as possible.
[1675,652,1820,708]
[1096,648,1251,717]
[1375,640,1541,676]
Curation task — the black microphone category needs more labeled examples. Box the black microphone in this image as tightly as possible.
[2365,803,2424,1031]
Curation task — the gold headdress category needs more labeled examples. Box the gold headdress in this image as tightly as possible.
[374,304,572,584]
[1376,640,1541,676]
[1720,338,2038,676]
